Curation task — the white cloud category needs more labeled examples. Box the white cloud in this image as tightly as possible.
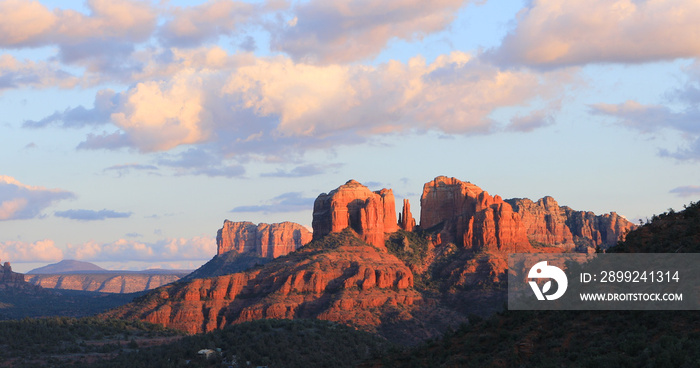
[270,0,470,63]
[0,239,63,262]
[0,176,74,220]
[66,236,217,262]
[488,0,700,68]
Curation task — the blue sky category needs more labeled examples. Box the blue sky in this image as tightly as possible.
[1,0,700,272]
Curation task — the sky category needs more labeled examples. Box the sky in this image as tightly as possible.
[2,0,700,273]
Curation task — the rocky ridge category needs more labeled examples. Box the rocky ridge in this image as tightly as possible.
[106,176,637,344]
[421,176,634,252]
[105,231,422,338]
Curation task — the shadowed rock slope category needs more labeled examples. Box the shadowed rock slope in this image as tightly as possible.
[104,230,431,343]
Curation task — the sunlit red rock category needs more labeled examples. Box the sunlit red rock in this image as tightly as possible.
[104,235,418,335]
[420,176,635,252]
[217,221,312,258]
[398,198,416,232]
[419,176,532,252]
[312,180,398,249]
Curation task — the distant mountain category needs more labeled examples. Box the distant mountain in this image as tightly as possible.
[28,260,106,274]
[25,260,193,294]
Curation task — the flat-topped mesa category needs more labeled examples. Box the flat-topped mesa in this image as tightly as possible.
[217,221,312,258]
[420,176,532,252]
[312,180,398,249]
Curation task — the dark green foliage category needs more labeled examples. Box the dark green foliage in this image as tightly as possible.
[0,287,145,320]
[76,319,393,368]
[369,200,700,367]
[303,228,374,251]
[386,230,430,267]
[609,200,700,253]
[370,309,700,367]
[0,317,179,367]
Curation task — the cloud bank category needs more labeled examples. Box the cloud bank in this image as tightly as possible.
[488,0,700,68]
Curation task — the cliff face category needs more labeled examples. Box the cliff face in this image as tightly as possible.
[507,197,635,250]
[419,176,533,253]
[420,176,635,252]
[217,221,312,258]
[25,273,184,293]
[312,180,398,249]
[104,232,419,336]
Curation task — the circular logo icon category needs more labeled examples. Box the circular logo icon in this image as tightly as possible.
[527,261,568,301]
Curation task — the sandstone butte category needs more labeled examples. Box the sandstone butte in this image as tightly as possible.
[105,176,636,341]
[312,180,398,249]
[217,220,313,258]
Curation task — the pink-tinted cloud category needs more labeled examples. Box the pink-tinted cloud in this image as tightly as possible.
[488,0,700,68]
[506,109,555,133]
[0,0,57,46]
[65,236,216,262]
[0,54,78,91]
[270,0,470,63]
[223,52,568,137]
[158,0,258,47]
[0,0,157,48]
[0,239,63,262]
[35,50,569,161]
[0,176,74,221]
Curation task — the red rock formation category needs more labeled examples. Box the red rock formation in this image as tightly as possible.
[0,261,24,284]
[506,197,574,246]
[104,233,419,335]
[398,199,416,232]
[419,176,533,252]
[419,177,636,252]
[506,197,635,250]
[217,221,312,258]
[25,273,185,293]
[312,180,398,249]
